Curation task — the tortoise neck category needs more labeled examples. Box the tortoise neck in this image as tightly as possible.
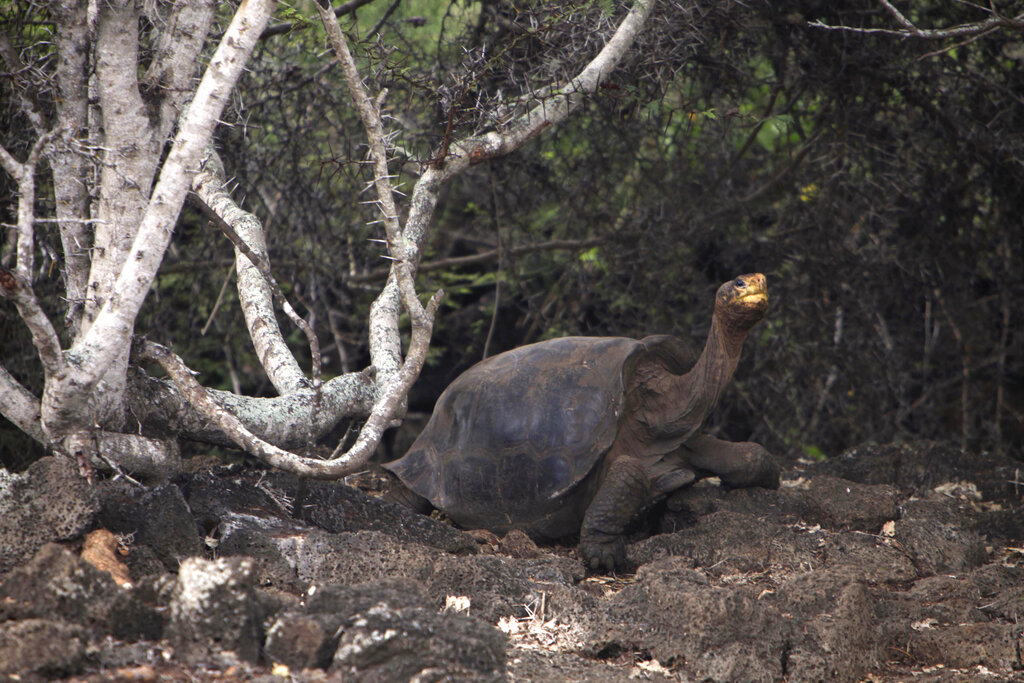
[684,315,746,415]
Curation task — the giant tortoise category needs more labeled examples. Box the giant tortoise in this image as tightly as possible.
[385,273,779,570]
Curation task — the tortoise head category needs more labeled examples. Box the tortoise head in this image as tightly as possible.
[714,273,768,333]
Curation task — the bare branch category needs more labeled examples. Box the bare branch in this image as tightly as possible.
[809,3,1024,40]
[435,0,656,179]
[0,142,25,181]
[347,237,607,284]
[138,340,379,478]
[317,2,443,427]
[51,1,92,333]
[140,0,218,135]
[324,289,443,472]
[0,268,66,379]
[0,363,47,446]
[260,0,378,40]
[191,146,312,394]
[316,4,416,309]
[0,131,66,379]
[0,28,49,134]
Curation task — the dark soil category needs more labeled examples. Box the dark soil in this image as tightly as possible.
[1,440,1022,681]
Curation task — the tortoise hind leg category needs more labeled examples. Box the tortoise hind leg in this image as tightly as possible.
[682,434,780,489]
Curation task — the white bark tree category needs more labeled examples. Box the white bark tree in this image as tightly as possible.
[0,0,654,480]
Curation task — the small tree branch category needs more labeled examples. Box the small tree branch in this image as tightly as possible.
[325,289,443,471]
[0,131,66,379]
[347,237,607,284]
[317,3,430,386]
[51,0,93,333]
[140,0,218,135]
[0,363,48,446]
[0,28,50,134]
[191,146,312,395]
[809,3,1024,40]
[1,268,66,379]
[434,0,656,179]
[260,0,378,40]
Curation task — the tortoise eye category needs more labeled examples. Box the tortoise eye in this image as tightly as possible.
[734,278,746,288]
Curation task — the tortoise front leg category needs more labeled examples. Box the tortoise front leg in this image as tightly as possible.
[683,434,780,489]
[580,455,650,572]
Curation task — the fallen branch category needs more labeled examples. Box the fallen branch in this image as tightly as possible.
[125,365,378,450]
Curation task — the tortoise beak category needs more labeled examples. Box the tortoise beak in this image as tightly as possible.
[736,273,768,305]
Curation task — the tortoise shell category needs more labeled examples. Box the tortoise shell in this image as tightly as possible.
[384,335,695,538]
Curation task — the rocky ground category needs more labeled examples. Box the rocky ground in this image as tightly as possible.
[1,439,1023,682]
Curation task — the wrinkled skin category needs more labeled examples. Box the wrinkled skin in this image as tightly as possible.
[386,274,779,571]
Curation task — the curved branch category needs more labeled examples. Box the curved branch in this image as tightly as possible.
[325,288,443,471]
[0,363,47,446]
[435,0,656,180]
[317,3,428,386]
[191,146,312,395]
[138,340,392,477]
[126,361,378,450]
[0,132,66,379]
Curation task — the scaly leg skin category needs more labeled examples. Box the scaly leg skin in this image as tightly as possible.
[580,456,650,572]
[683,434,780,489]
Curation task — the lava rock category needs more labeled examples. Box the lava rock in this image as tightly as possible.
[802,475,898,532]
[896,497,988,575]
[265,472,480,554]
[98,480,203,572]
[0,543,162,640]
[167,556,262,663]
[331,603,506,681]
[264,578,430,670]
[0,618,88,677]
[0,456,99,572]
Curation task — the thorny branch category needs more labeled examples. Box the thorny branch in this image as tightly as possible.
[191,146,318,395]
[315,2,446,472]
[0,131,66,379]
[809,1,1024,41]
[316,2,421,317]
